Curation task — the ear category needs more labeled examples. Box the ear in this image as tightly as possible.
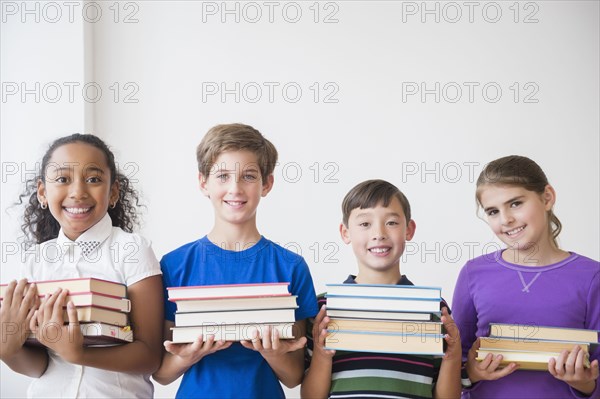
[542,185,557,211]
[36,179,46,206]
[405,219,416,241]
[109,180,120,205]
[199,173,210,197]
[339,223,351,244]
[261,174,274,197]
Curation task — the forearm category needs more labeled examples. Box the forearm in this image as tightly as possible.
[301,354,332,399]
[2,346,49,378]
[152,352,193,385]
[74,340,162,374]
[434,357,462,399]
[266,349,305,388]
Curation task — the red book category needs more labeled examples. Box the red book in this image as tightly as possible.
[167,282,290,301]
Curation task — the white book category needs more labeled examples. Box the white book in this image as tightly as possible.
[175,307,296,327]
[171,322,295,343]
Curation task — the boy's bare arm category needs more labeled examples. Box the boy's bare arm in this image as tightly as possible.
[241,320,308,388]
[152,320,232,385]
[301,306,335,398]
[434,308,462,399]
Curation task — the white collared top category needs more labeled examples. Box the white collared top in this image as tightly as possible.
[22,213,162,398]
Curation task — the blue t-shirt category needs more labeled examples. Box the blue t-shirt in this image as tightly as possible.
[161,236,318,399]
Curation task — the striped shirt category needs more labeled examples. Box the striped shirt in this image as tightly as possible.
[306,275,445,399]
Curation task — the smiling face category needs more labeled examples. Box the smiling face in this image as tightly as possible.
[37,142,119,241]
[479,184,555,253]
[340,197,416,279]
[200,150,273,230]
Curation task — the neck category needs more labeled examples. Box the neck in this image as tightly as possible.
[355,267,402,285]
[502,240,569,267]
[207,222,262,252]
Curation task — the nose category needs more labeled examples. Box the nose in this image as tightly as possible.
[226,175,243,194]
[69,179,88,199]
[500,211,514,225]
[371,223,386,241]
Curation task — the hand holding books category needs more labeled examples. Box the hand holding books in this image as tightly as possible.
[311,307,336,360]
[239,324,307,358]
[547,345,599,396]
[163,334,233,369]
[30,288,84,363]
[467,338,519,384]
[0,280,39,361]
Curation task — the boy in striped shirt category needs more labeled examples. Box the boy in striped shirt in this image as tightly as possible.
[302,180,461,399]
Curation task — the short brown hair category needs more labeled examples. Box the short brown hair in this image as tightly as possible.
[196,123,278,181]
[476,155,562,247]
[341,180,411,226]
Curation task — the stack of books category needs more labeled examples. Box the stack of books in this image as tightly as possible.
[324,284,444,355]
[477,323,599,370]
[0,278,133,345]
[167,282,298,343]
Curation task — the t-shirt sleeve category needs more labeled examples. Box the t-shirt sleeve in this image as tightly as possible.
[452,261,479,389]
[571,268,600,399]
[160,256,177,322]
[290,257,318,321]
[452,261,478,362]
[123,235,162,286]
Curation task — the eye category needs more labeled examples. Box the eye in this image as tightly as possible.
[54,176,68,183]
[386,221,399,226]
[486,209,498,216]
[510,201,522,208]
[216,174,229,182]
[358,222,370,227]
[86,176,101,183]
[243,174,258,182]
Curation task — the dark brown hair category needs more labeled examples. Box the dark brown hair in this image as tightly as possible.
[342,179,411,226]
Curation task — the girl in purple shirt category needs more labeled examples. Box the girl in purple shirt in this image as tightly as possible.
[453,155,599,399]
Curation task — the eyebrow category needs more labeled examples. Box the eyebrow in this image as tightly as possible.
[215,168,259,173]
[483,196,524,213]
[354,211,401,219]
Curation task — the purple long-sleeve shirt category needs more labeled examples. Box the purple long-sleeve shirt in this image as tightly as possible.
[452,251,600,399]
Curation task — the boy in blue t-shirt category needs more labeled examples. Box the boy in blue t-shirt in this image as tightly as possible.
[302,179,461,399]
[153,124,318,398]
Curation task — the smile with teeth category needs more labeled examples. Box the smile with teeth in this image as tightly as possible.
[506,226,525,236]
[225,200,245,206]
[369,247,390,254]
[65,207,91,214]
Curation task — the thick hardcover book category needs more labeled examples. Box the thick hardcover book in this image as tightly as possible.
[173,295,297,313]
[325,308,434,321]
[326,283,441,299]
[171,322,295,343]
[1,278,126,298]
[325,329,445,355]
[476,349,591,371]
[0,292,130,312]
[326,295,440,313]
[167,282,290,301]
[28,322,133,346]
[328,318,442,335]
[174,307,296,327]
[479,337,590,353]
[69,306,129,327]
[489,323,599,344]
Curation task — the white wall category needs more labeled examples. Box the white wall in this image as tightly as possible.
[2,1,598,398]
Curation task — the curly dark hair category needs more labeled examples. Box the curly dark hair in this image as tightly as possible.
[18,134,142,245]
